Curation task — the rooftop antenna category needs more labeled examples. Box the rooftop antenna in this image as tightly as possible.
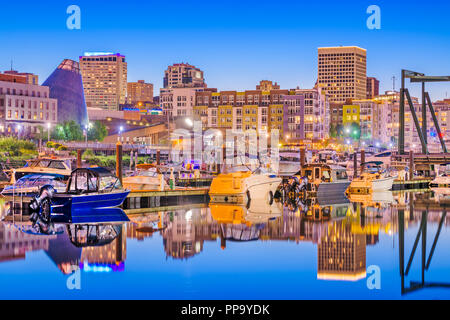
[391,76,396,91]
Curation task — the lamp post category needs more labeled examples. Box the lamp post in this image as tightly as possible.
[47,122,51,142]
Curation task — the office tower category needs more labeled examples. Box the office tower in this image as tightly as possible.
[43,59,88,126]
[366,77,380,99]
[0,72,58,138]
[318,46,367,104]
[79,52,127,110]
[127,80,154,104]
[163,63,205,89]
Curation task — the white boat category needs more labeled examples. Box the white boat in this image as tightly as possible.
[348,161,396,193]
[1,173,67,196]
[123,166,167,191]
[209,168,282,205]
[294,163,351,199]
[12,157,73,182]
[429,169,450,195]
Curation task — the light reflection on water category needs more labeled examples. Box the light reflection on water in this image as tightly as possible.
[1,192,450,299]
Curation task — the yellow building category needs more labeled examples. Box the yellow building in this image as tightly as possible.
[343,104,360,126]
[217,105,233,129]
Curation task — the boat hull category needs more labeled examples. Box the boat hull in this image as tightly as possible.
[50,191,130,215]
[317,181,351,202]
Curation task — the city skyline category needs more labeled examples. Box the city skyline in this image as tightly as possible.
[0,1,449,100]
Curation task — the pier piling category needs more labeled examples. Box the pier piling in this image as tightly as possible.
[116,141,123,185]
[360,149,365,174]
[353,152,358,178]
[409,150,415,181]
[77,150,82,168]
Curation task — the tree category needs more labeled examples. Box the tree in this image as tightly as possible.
[51,121,84,142]
[329,124,337,138]
[87,121,108,142]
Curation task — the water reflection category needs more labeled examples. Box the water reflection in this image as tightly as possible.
[1,191,450,298]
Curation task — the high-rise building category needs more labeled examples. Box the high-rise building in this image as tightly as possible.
[318,46,367,104]
[366,77,380,99]
[79,53,127,110]
[0,72,58,138]
[43,59,88,126]
[127,80,153,104]
[163,63,205,89]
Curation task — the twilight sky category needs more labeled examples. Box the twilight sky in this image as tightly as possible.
[0,0,449,100]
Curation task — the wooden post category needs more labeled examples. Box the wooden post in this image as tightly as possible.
[300,147,306,168]
[409,150,414,181]
[77,150,82,168]
[116,141,123,185]
[156,150,161,166]
[360,149,365,175]
[353,152,358,179]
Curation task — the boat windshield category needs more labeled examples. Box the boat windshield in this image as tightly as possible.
[99,176,123,191]
[335,170,348,180]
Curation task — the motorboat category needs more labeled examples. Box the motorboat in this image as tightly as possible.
[429,168,450,195]
[1,173,67,196]
[11,157,73,182]
[294,163,350,199]
[123,165,167,191]
[347,161,396,194]
[209,168,282,206]
[30,167,130,223]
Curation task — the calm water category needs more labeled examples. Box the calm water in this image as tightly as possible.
[1,192,450,300]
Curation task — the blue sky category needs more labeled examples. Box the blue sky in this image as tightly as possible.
[0,0,449,99]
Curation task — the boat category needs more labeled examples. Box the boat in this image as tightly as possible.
[209,168,282,206]
[29,167,130,223]
[123,165,167,191]
[347,161,396,194]
[294,163,350,199]
[11,157,73,182]
[429,165,450,195]
[1,173,67,196]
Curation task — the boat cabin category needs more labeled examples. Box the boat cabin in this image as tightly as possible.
[296,163,348,185]
[66,168,123,195]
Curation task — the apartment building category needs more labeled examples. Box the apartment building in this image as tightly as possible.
[127,80,153,104]
[0,73,58,137]
[194,87,329,142]
[163,63,206,89]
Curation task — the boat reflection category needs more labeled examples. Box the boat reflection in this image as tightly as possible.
[2,191,450,296]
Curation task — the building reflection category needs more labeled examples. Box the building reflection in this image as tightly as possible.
[0,223,57,263]
[45,224,127,274]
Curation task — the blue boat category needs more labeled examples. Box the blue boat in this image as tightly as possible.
[30,167,130,223]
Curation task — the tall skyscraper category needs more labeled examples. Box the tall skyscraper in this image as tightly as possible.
[79,53,127,110]
[366,76,380,99]
[43,59,88,126]
[127,80,153,104]
[163,63,205,89]
[318,46,367,104]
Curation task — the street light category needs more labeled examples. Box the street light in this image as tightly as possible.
[47,123,51,142]
[185,118,193,127]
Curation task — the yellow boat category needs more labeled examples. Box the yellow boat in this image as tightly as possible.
[209,170,281,205]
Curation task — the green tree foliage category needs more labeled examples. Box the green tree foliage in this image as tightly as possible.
[0,137,37,157]
[87,121,108,142]
[51,121,84,141]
